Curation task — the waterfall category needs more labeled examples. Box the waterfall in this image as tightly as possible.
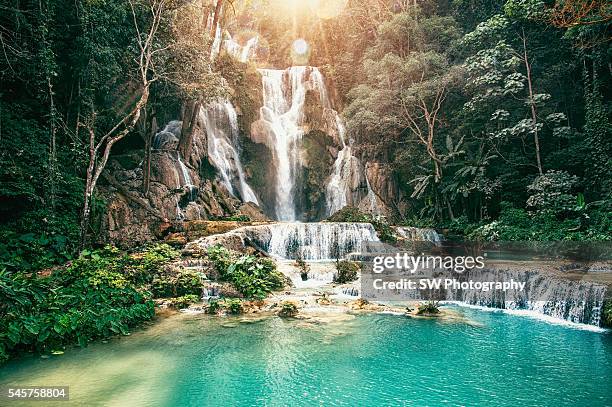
[152,121,181,150]
[201,101,259,204]
[325,114,359,215]
[225,35,259,62]
[395,226,441,243]
[257,66,333,220]
[210,22,222,60]
[243,222,380,261]
[446,268,607,326]
[177,152,197,202]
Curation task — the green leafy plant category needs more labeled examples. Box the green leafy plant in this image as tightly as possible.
[278,301,299,317]
[207,246,285,299]
[417,301,441,315]
[333,260,360,284]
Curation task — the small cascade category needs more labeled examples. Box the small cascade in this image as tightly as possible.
[201,283,220,300]
[364,173,382,216]
[395,226,441,243]
[225,34,258,62]
[325,115,361,215]
[446,268,607,326]
[201,101,258,204]
[257,66,334,220]
[210,22,222,60]
[243,222,380,261]
[152,121,181,150]
[177,153,197,202]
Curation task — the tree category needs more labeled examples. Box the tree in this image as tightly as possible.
[79,0,168,247]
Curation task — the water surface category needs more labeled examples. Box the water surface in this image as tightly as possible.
[1,307,610,406]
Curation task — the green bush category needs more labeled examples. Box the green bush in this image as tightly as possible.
[151,268,203,298]
[0,247,155,363]
[278,301,299,317]
[333,260,360,284]
[166,294,200,309]
[0,231,75,273]
[467,202,611,241]
[207,246,285,299]
[206,298,243,315]
[417,301,440,315]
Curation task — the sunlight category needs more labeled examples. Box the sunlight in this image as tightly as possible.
[269,0,346,19]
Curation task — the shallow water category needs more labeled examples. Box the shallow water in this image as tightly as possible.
[1,307,611,406]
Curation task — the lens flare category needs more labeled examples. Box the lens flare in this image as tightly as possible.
[291,39,310,65]
[292,39,309,55]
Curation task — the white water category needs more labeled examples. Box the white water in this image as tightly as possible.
[395,226,441,243]
[152,121,181,150]
[201,101,258,204]
[177,153,197,202]
[257,67,331,220]
[210,22,222,60]
[243,222,380,261]
[445,268,607,326]
[225,35,259,63]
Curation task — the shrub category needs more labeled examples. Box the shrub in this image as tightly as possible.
[0,247,155,363]
[295,256,310,281]
[417,301,440,315]
[151,268,203,298]
[333,260,360,284]
[224,298,243,314]
[278,301,299,317]
[206,298,243,315]
[207,246,285,299]
[527,170,579,216]
[166,294,200,309]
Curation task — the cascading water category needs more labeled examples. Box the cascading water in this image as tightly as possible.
[446,268,607,326]
[257,66,336,220]
[177,153,197,202]
[225,35,259,63]
[201,101,258,204]
[243,222,380,261]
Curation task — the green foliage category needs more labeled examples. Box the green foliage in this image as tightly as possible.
[206,298,243,315]
[0,248,156,363]
[151,268,203,299]
[466,202,611,241]
[278,301,299,318]
[211,214,251,222]
[526,170,579,215]
[333,261,360,284]
[207,246,285,299]
[166,295,200,310]
[417,301,441,315]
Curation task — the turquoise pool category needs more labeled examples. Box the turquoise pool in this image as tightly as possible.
[1,307,610,406]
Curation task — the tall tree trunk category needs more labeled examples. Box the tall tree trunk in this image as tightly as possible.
[143,110,157,195]
[522,29,544,175]
[178,99,202,162]
[210,0,223,37]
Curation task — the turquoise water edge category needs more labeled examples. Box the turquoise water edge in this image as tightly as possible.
[1,306,610,406]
